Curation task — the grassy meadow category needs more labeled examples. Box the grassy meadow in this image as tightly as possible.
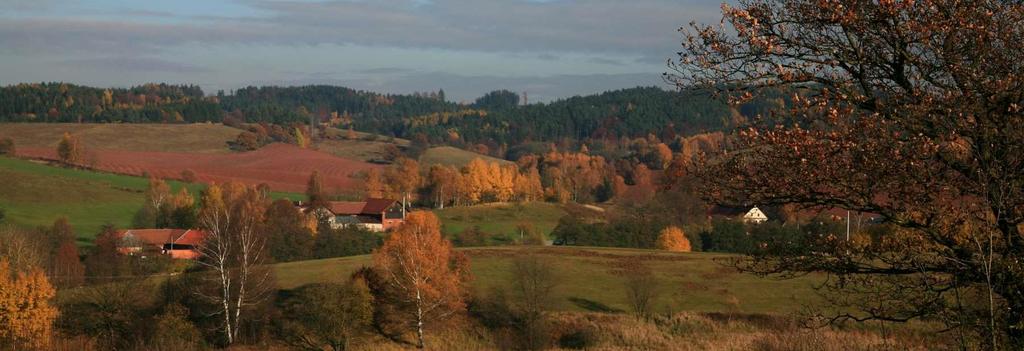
[0,156,300,241]
[434,202,567,241]
[274,246,820,315]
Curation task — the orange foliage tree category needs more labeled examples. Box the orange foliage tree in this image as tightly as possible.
[657,226,691,252]
[373,211,469,348]
[0,259,58,349]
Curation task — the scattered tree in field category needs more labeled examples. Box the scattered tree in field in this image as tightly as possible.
[670,0,1024,347]
[508,254,559,350]
[265,199,316,262]
[657,226,691,252]
[276,281,373,351]
[364,168,387,199]
[295,127,309,148]
[0,259,58,350]
[145,177,171,215]
[622,260,658,320]
[84,225,129,283]
[0,137,14,155]
[195,182,274,345]
[306,170,327,209]
[56,132,81,164]
[386,158,421,207]
[0,225,44,274]
[180,169,197,183]
[373,211,469,349]
[51,241,84,288]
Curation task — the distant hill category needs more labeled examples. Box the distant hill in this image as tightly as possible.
[419,146,512,168]
[0,83,785,148]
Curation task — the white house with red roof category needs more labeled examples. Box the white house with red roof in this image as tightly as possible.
[114,229,206,259]
[299,198,405,231]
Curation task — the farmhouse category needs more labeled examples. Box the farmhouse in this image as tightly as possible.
[300,198,405,232]
[114,229,206,259]
[708,205,770,224]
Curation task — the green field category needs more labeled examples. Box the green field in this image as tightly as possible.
[434,202,567,240]
[274,246,821,315]
[419,146,513,167]
[0,156,299,241]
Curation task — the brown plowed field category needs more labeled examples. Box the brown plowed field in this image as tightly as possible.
[17,143,379,193]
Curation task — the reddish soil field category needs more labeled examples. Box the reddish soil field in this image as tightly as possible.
[17,143,380,193]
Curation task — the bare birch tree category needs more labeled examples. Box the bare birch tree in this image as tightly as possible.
[195,182,273,345]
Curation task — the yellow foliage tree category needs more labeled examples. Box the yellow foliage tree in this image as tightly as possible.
[657,226,691,252]
[0,259,58,349]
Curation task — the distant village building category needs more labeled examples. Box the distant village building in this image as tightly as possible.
[742,207,768,224]
[708,205,770,224]
[114,229,206,259]
[299,198,405,232]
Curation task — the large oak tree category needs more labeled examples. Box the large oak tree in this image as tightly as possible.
[667,0,1024,348]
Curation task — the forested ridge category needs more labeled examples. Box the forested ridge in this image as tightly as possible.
[0,83,783,145]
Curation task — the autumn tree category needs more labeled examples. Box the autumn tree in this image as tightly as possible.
[0,259,58,350]
[84,225,130,283]
[387,158,421,207]
[372,211,469,348]
[306,170,328,209]
[657,226,691,252]
[56,132,81,165]
[364,168,388,199]
[427,165,459,208]
[194,182,274,345]
[669,0,1024,347]
[0,225,44,275]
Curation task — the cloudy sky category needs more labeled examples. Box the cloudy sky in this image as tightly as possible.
[0,0,724,102]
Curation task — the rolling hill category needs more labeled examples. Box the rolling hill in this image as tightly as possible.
[419,146,512,168]
[0,156,300,241]
[0,123,241,153]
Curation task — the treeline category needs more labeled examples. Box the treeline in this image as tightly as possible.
[0,82,221,123]
[0,82,786,148]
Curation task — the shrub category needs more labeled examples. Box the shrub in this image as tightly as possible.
[0,137,14,155]
[657,226,691,252]
[558,327,598,349]
[180,169,197,183]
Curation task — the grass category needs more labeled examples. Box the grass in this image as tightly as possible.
[0,156,300,242]
[434,202,567,240]
[274,246,821,315]
[0,123,241,153]
[419,146,513,168]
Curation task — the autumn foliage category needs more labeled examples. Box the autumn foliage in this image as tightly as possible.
[657,226,691,252]
[373,211,469,348]
[0,259,58,350]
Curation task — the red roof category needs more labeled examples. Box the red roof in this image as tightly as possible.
[115,229,206,247]
[318,198,398,216]
[327,202,368,215]
[362,198,398,214]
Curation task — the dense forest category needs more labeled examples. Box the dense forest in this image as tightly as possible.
[0,83,785,147]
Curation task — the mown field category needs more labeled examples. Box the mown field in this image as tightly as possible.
[434,202,568,241]
[0,123,241,153]
[274,246,821,315]
[419,146,513,167]
[0,156,300,241]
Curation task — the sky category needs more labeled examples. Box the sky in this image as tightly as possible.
[0,0,724,102]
